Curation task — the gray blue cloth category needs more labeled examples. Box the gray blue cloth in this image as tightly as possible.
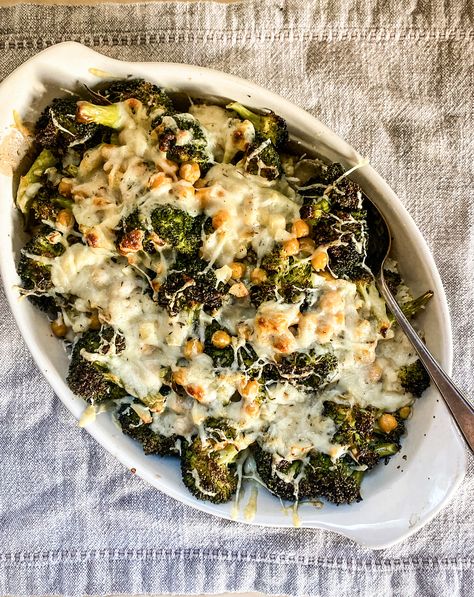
[0,2,473,596]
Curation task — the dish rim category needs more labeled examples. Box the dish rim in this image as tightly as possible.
[0,41,466,549]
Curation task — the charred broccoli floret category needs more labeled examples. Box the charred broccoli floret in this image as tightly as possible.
[302,207,370,282]
[36,96,101,153]
[153,114,212,168]
[398,359,430,398]
[99,78,173,115]
[322,163,362,211]
[255,446,365,505]
[67,327,127,404]
[264,351,338,390]
[299,197,331,227]
[254,446,314,501]
[150,205,204,255]
[226,102,289,149]
[76,100,128,129]
[26,186,73,230]
[323,401,400,469]
[157,269,223,317]
[115,209,163,255]
[17,226,65,311]
[249,282,278,308]
[243,133,283,180]
[327,242,368,281]
[181,435,239,503]
[324,211,370,281]
[258,246,312,302]
[307,452,364,505]
[117,402,178,455]
[299,163,361,212]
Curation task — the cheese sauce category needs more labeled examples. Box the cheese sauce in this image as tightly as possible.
[42,102,416,463]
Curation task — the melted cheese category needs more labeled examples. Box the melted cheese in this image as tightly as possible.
[39,100,420,466]
[200,163,300,265]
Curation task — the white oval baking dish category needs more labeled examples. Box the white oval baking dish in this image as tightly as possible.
[0,42,465,549]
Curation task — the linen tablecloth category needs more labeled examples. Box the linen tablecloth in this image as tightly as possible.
[0,2,473,595]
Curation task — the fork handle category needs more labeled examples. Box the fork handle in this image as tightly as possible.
[377,275,474,454]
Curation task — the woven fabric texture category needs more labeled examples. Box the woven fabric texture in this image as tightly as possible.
[0,2,473,596]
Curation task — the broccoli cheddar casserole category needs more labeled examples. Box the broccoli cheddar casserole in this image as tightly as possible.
[15,79,432,506]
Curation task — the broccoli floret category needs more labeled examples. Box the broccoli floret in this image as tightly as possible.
[226,102,289,149]
[116,209,162,255]
[16,149,58,215]
[35,96,101,153]
[258,247,312,302]
[181,435,239,503]
[398,359,430,398]
[307,209,370,281]
[117,403,178,455]
[254,446,314,501]
[307,452,364,505]
[157,269,223,317]
[26,186,73,230]
[299,163,361,212]
[67,327,127,404]
[322,401,400,469]
[99,79,173,115]
[243,133,283,180]
[249,282,278,308]
[323,163,362,211]
[323,211,370,281]
[203,321,234,368]
[150,205,204,255]
[266,351,338,390]
[17,227,65,311]
[153,114,212,168]
[255,446,364,505]
[327,242,369,281]
[203,321,258,371]
[299,197,331,226]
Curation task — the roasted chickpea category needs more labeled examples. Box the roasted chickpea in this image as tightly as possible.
[379,413,398,434]
[250,267,267,284]
[399,406,412,420]
[58,178,73,197]
[230,262,246,280]
[282,238,300,256]
[179,162,201,184]
[212,209,230,229]
[291,219,310,238]
[56,209,74,228]
[229,282,249,297]
[211,330,231,349]
[311,249,329,271]
[51,320,67,337]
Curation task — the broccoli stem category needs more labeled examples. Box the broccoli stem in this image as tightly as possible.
[373,443,400,457]
[401,290,434,318]
[76,101,125,129]
[226,102,260,127]
[16,149,57,214]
